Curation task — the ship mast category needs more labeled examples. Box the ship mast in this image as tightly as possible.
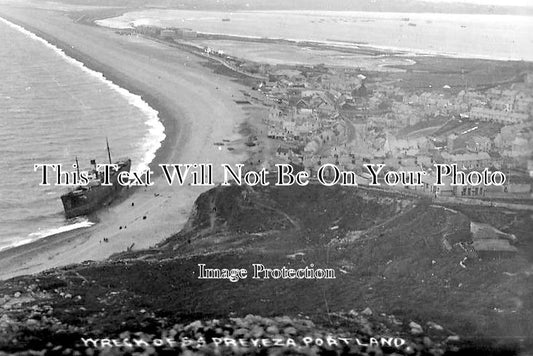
[106,137,112,164]
[75,156,80,177]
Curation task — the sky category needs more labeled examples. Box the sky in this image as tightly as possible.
[423,0,533,7]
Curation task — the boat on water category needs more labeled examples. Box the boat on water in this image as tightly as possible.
[60,140,131,219]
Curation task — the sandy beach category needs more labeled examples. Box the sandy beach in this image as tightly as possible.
[0,5,250,280]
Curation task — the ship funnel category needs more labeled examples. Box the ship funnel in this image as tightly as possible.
[90,159,97,173]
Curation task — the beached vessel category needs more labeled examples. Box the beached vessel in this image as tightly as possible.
[60,140,131,219]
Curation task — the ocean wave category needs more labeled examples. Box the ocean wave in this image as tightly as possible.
[0,16,166,174]
[0,238,34,253]
[28,217,95,239]
[0,16,166,252]
[0,217,94,252]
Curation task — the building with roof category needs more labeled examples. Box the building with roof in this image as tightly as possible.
[469,107,528,125]
[441,152,491,170]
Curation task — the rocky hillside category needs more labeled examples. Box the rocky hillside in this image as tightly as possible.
[0,184,532,355]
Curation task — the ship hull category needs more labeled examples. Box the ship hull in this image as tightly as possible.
[60,159,131,219]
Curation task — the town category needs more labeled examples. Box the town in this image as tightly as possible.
[119,25,533,201]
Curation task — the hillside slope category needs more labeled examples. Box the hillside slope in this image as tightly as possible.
[0,185,531,355]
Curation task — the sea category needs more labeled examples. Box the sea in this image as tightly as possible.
[0,17,165,252]
[97,9,533,62]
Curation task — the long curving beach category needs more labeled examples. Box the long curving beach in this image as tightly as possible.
[0,4,250,280]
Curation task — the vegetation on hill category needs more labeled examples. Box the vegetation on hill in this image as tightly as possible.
[0,185,531,355]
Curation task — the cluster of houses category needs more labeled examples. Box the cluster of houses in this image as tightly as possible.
[128,25,532,199]
[248,63,533,199]
[159,27,198,40]
[469,107,528,125]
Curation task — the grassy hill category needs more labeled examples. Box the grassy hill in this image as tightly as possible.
[0,184,531,355]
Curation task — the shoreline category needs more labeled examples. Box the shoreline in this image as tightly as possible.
[96,10,533,63]
[0,5,250,280]
[0,13,180,254]
[175,31,533,63]
[0,14,182,173]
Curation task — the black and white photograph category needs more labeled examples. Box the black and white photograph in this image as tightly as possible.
[0,0,532,354]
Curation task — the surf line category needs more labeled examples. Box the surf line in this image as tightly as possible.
[0,16,166,173]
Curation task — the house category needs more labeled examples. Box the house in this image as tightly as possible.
[417,154,433,168]
[473,240,518,259]
[419,173,456,196]
[304,139,321,154]
[469,107,528,124]
[470,222,517,242]
[276,147,292,160]
[440,152,491,170]
[484,175,532,198]
[135,25,160,36]
[458,185,485,197]
[159,29,176,39]
[267,128,286,140]
[295,98,311,111]
[465,136,492,153]
[181,28,198,39]
[510,135,532,157]
[470,222,518,258]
